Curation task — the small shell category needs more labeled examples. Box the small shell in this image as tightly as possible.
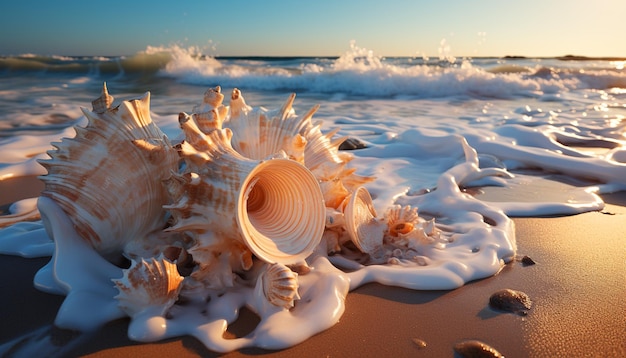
[383,205,442,247]
[385,205,419,237]
[343,186,386,255]
[38,86,179,258]
[113,255,184,317]
[259,263,300,309]
[91,83,114,114]
[192,86,228,127]
[453,339,504,358]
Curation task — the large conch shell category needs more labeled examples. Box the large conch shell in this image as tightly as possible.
[184,87,375,212]
[38,84,179,258]
[183,87,378,261]
[165,116,326,266]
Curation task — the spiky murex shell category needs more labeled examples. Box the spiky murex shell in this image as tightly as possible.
[38,84,179,257]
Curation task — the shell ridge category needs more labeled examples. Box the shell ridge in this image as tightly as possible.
[39,86,179,257]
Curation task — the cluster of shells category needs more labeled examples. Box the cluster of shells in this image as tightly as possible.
[38,84,444,318]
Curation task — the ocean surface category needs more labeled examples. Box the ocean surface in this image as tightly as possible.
[2,45,625,205]
[1,44,625,353]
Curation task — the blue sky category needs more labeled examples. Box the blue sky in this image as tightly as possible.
[1,0,624,57]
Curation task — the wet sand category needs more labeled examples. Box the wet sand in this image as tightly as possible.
[1,177,625,357]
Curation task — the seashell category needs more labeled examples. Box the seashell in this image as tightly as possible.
[412,338,427,349]
[113,255,184,318]
[343,186,386,255]
[188,87,374,213]
[225,88,373,200]
[225,91,314,163]
[183,86,229,135]
[453,339,504,358]
[383,205,442,248]
[301,122,375,206]
[258,262,300,309]
[302,124,346,177]
[37,85,179,258]
[488,288,532,316]
[385,205,419,237]
[165,116,326,267]
[91,82,114,114]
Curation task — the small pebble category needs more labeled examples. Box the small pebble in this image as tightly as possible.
[453,339,504,358]
[489,288,532,316]
[412,338,427,349]
[338,137,367,150]
[521,255,536,266]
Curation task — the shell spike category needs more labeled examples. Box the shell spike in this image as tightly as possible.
[91,82,114,114]
[301,104,320,124]
[331,135,349,149]
[278,93,296,120]
[324,127,341,140]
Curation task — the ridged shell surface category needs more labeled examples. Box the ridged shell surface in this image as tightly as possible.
[113,255,184,317]
[259,263,300,309]
[226,91,314,162]
[38,85,179,256]
[344,186,386,255]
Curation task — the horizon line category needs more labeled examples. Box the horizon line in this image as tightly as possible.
[3,53,626,61]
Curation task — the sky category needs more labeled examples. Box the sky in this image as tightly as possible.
[1,0,624,58]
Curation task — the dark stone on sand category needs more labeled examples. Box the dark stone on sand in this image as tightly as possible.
[339,137,367,150]
[521,255,536,266]
[489,289,532,316]
[453,339,504,358]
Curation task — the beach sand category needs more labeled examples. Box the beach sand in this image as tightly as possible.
[1,176,625,357]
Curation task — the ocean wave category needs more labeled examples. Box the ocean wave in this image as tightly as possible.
[2,44,625,99]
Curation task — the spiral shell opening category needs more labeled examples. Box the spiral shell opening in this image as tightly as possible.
[238,158,325,264]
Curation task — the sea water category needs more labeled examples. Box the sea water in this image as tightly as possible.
[1,44,625,353]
